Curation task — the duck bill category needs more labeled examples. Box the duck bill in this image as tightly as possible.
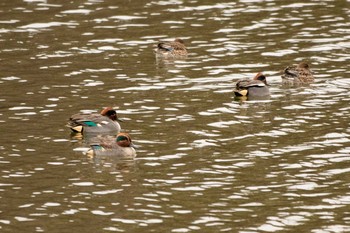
[130,142,138,149]
[117,118,124,122]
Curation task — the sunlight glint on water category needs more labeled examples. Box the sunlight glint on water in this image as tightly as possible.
[0,0,350,232]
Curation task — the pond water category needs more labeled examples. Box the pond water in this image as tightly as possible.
[1,0,350,232]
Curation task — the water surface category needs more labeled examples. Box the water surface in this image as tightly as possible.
[1,0,350,232]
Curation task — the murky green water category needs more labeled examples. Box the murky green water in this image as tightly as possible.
[1,0,350,232]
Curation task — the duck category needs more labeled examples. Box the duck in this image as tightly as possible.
[281,62,314,85]
[154,38,188,58]
[67,107,122,134]
[233,72,270,97]
[86,133,136,159]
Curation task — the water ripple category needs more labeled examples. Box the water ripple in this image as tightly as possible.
[1,0,350,232]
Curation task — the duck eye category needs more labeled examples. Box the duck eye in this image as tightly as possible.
[257,76,266,81]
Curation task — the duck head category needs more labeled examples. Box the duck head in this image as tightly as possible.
[297,62,310,69]
[174,38,185,44]
[100,107,123,122]
[116,133,133,147]
[253,72,267,85]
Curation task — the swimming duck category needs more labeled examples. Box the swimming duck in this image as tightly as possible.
[233,72,270,97]
[281,62,314,85]
[67,107,122,134]
[86,133,136,159]
[154,38,188,58]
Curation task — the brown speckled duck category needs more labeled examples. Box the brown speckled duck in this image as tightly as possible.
[154,38,188,58]
[281,62,314,85]
[86,133,136,159]
[67,107,122,134]
[234,72,270,97]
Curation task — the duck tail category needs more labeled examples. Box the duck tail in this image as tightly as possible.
[234,89,248,97]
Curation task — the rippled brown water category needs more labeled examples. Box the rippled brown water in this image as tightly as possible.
[1,0,350,232]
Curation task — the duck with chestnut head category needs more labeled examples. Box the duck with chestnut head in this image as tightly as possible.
[233,72,270,98]
[281,62,314,85]
[154,38,188,58]
[67,107,122,134]
[86,133,136,159]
